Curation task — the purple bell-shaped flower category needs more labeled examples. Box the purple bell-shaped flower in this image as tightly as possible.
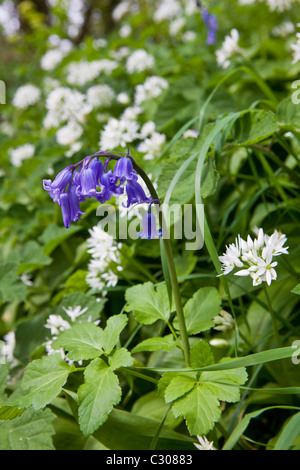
[138,212,162,240]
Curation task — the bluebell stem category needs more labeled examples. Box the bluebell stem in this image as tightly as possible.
[202,9,218,45]
[138,211,162,240]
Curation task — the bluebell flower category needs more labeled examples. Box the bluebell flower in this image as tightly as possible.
[113,156,137,182]
[124,179,156,208]
[202,9,218,45]
[59,193,71,229]
[138,212,162,240]
[43,165,74,203]
[68,182,85,222]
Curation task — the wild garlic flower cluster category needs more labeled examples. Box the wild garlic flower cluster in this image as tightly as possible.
[219,228,289,286]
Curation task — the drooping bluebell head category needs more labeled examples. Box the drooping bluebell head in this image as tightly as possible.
[124,179,156,208]
[202,9,218,45]
[59,193,71,229]
[113,156,137,182]
[43,165,74,203]
[138,212,162,240]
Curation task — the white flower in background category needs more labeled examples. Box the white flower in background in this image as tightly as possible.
[44,87,92,128]
[110,46,131,60]
[291,26,300,64]
[56,121,83,157]
[20,273,33,286]
[66,59,118,86]
[99,116,140,150]
[194,435,216,450]
[121,105,143,121]
[86,84,115,108]
[218,228,289,286]
[216,29,241,69]
[40,48,66,71]
[62,305,88,322]
[86,225,122,294]
[12,84,41,109]
[184,0,198,14]
[93,38,108,48]
[1,121,13,137]
[182,129,199,138]
[272,21,295,37]
[112,0,133,21]
[0,1,20,36]
[238,0,256,4]
[43,77,60,93]
[169,17,186,36]
[56,121,83,146]
[182,31,197,42]
[0,331,16,364]
[213,310,235,332]
[126,49,155,74]
[117,92,131,105]
[266,0,295,11]
[45,314,71,336]
[154,0,182,22]
[10,143,35,167]
[119,24,132,38]
[137,122,166,160]
[134,76,169,105]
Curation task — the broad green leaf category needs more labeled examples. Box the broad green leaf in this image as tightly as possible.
[200,364,248,403]
[8,354,71,410]
[0,262,27,302]
[14,311,49,362]
[291,284,300,295]
[78,358,122,436]
[0,408,55,450]
[274,412,300,450]
[131,391,181,429]
[172,384,221,436]
[100,314,128,354]
[93,408,194,450]
[132,335,176,354]
[57,291,106,323]
[108,347,133,370]
[164,375,197,403]
[17,240,52,274]
[232,110,278,146]
[52,323,104,361]
[189,340,215,369]
[38,224,81,256]
[125,282,173,325]
[173,287,221,335]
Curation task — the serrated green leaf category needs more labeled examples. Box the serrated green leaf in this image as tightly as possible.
[78,358,122,436]
[172,384,221,436]
[189,340,215,369]
[18,240,52,274]
[109,347,133,370]
[232,110,278,146]
[52,323,103,361]
[101,314,128,354]
[132,335,176,354]
[164,375,197,404]
[173,287,221,335]
[125,282,173,325]
[7,354,71,411]
[200,364,248,403]
[0,408,55,450]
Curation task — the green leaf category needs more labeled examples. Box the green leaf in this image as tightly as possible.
[131,335,177,354]
[38,224,81,256]
[200,363,248,403]
[109,348,133,370]
[274,412,300,450]
[0,408,55,450]
[78,358,122,436]
[0,262,27,302]
[101,314,128,354]
[18,240,52,274]
[52,323,104,361]
[172,384,221,436]
[291,284,300,295]
[189,340,215,369]
[232,110,278,146]
[173,287,221,335]
[125,282,172,325]
[164,375,197,404]
[8,354,71,410]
